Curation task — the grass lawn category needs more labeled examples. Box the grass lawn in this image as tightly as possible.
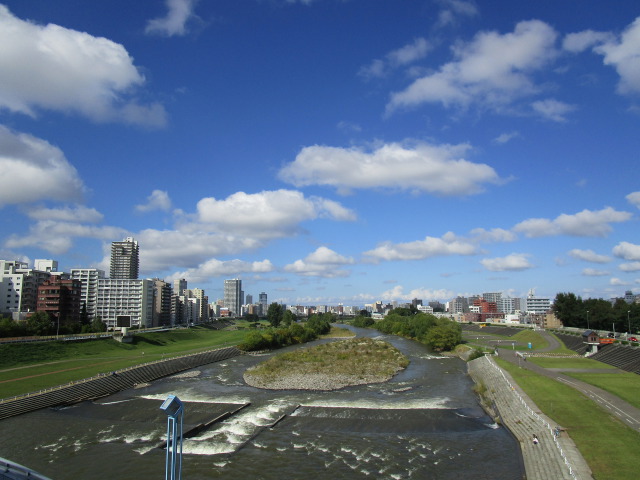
[563,371,640,410]
[321,326,356,338]
[528,357,617,369]
[0,327,247,399]
[496,358,640,480]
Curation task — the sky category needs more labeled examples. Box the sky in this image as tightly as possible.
[1,0,639,307]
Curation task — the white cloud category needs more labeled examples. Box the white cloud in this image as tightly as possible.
[610,277,630,286]
[582,268,610,276]
[5,221,126,255]
[168,258,274,284]
[0,5,166,127]
[279,141,502,196]
[135,190,172,213]
[435,0,479,28]
[531,98,576,122]
[619,262,640,272]
[380,285,455,302]
[145,0,199,37]
[360,38,432,79]
[562,30,613,53]
[25,205,103,223]
[387,20,558,113]
[613,241,640,261]
[364,232,479,262]
[469,227,517,243]
[481,253,533,272]
[626,191,640,208]
[568,249,611,263]
[0,126,85,207]
[493,131,520,144]
[284,246,355,278]
[196,190,355,237]
[513,207,632,237]
[593,17,640,95]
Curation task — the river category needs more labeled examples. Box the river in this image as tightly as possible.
[0,326,523,479]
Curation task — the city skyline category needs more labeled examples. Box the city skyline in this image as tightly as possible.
[1,1,639,306]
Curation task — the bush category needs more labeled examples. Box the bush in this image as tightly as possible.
[468,348,486,361]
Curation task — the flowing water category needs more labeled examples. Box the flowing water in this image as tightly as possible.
[0,327,523,479]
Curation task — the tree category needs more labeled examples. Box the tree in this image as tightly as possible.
[91,317,107,332]
[80,302,89,327]
[282,309,296,327]
[26,312,54,336]
[425,321,461,352]
[245,313,259,323]
[267,303,283,328]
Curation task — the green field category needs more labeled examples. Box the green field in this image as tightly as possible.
[496,358,640,480]
[0,326,247,399]
[529,356,617,369]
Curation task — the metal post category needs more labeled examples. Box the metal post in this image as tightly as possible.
[160,395,184,480]
[628,310,631,336]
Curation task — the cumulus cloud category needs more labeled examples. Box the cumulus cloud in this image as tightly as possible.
[613,241,640,261]
[610,277,630,286]
[359,38,432,79]
[279,141,502,196]
[24,205,103,223]
[469,227,517,243]
[145,0,200,37]
[168,258,274,284]
[531,98,576,122]
[387,20,558,113]
[284,246,355,278]
[5,220,126,255]
[619,262,640,272]
[626,191,640,208]
[568,249,611,263]
[565,18,640,95]
[0,5,166,127]
[562,30,614,53]
[0,126,85,207]
[380,285,455,302]
[481,253,533,272]
[582,268,610,276]
[364,232,479,262]
[196,190,356,237]
[135,190,172,213]
[513,207,632,237]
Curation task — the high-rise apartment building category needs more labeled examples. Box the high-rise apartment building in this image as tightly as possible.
[173,278,187,296]
[0,260,53,315]
[110,237,139,279]
[70,268,105,320]
[259,292,267,316]
[224,279,242,317]
[95,278,153,328]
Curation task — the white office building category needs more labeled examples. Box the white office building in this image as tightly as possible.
[224,279,242,317]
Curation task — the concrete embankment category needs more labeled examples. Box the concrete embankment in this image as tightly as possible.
[468,355,593,480]
[0,346,242,420]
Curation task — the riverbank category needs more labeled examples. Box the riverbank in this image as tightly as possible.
[468,355,592,480]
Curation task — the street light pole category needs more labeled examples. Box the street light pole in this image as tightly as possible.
[628,310,631,336]
[587,310,590,330]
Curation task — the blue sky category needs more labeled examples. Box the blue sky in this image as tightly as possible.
[1,0,639,306]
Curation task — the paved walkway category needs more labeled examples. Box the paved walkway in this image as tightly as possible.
[468,355,592,480]
[502,330,640,433]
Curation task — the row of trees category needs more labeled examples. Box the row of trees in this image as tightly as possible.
[552,293,640,333]
[351,309,462,351]
[0,312,107,338]
[238,312,334,351]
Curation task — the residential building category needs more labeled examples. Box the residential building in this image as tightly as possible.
[110,237,139,279]
[95,278,153,328]
[173,278,187,296]
[36,276,82,329]
[259,292,267,316]
[191,288,209,322]
[151,279,172,327]
[0,260,53,315]
[224,279,242,317]
[525,291,551,314]
[70,268,105,320]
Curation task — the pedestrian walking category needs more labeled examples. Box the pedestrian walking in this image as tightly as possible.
[532,434,539,445]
